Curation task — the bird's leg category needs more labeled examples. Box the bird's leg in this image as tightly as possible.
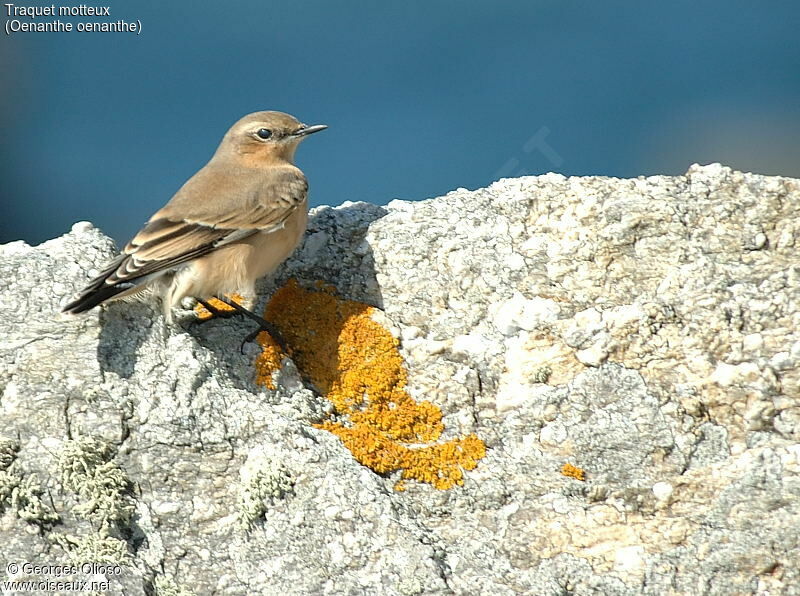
[216,296,290,355]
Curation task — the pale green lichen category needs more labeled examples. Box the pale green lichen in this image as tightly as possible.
[237,457,294,531]
[52,438,134,569]
[10,473,60,524]
[58,437,135,527]
[397,576,425,595]
[50,529,131,565]
[153,575,197,596]
[0,437,59,525]
[0,437,19,470]
[533,365,553,384]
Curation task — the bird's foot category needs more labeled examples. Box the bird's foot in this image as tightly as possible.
[240,324,289,356]
[195,296,242,321]
[208,296,289,355]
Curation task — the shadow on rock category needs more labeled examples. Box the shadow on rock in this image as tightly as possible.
[267,202,388,308]
[97,301,155,379]
[96,202,388,387]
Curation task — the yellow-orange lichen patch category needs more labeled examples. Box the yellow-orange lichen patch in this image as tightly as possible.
[194,293,246,321]
[561,462,586,481]
[254,332,283,390]
[254,278,486,490]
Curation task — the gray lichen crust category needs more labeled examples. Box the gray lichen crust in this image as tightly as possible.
[1,164,799,595]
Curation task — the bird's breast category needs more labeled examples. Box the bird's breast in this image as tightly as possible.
[243,200,308,280]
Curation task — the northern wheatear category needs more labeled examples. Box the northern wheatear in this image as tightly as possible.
[62,111,326,327]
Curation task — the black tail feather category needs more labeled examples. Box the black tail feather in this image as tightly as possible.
[61,255,134,314]
[62,283,133,314]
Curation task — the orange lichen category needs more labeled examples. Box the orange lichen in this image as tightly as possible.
[561,462,586,481]
[254,279,486,490]
[254,332,283,390]
[194,293,246,321]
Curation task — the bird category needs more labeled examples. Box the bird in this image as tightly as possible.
[62,110,327,328]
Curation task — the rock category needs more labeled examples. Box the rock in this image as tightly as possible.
[1,164,799,594]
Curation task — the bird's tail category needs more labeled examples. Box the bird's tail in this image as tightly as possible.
[61,254,138,314]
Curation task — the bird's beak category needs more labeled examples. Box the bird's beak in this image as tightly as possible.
[293,124,328,137]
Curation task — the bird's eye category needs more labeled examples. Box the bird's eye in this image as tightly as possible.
[256,128,272,139]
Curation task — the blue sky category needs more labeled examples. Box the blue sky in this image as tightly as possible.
[2,1,799,244]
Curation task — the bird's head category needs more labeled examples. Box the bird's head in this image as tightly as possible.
[219,111,327,165]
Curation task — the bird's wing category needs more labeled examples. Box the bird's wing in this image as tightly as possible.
[105,164,308,285]
[188,165,310,232]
